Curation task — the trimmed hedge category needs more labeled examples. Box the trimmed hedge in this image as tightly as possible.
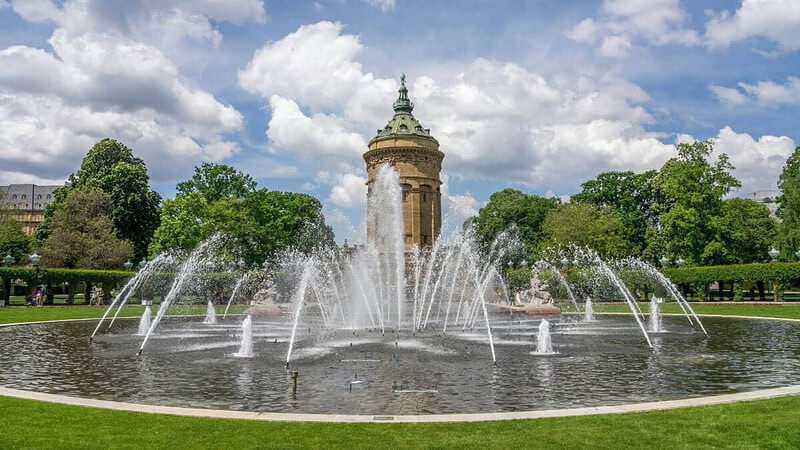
[0,267,133,287]
[664,262,800,285]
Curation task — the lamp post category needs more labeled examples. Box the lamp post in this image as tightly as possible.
[124,260,133,271]
[238,258,246,271]
[29,253,40,269]
[768,248,780,302]
[660,256,669,268]
[139,258,147,270]
[676,257,685,267]
[769,247,780,263]
[1,254,12,307]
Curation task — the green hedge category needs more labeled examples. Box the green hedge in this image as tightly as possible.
[664,262,800,285]
[0,267,133,287]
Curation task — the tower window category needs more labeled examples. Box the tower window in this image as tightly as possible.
[399,124,408,132]
[423,193,427,202]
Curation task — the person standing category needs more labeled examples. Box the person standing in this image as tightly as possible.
[96,286,104,306]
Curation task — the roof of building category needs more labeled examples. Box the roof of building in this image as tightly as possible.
[0,184,60,210]
[370,74,438,144]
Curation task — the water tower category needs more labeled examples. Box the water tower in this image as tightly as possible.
[364,74,444,250]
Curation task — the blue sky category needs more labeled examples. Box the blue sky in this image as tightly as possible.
[0,0,798,243]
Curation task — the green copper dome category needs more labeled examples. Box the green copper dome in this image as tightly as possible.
[370,74,437,143]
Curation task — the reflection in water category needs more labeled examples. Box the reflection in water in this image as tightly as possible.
[1,315,799,415]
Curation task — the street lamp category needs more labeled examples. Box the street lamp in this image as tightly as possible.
[521,259,528,270]
[139,258,147,269]
[795,249,800,261]
[676,257,685,267]
[29,253,41,270]
[124,260,133,271]
[769,247,780,262]
[660,256,669,268]
[238,258,246,271]
[3,254,14,267]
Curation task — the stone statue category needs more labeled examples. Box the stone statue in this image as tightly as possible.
[516,273,553,305]
[248,284,282,317]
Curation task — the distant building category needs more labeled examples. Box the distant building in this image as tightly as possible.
[0,184,60,235]
[751,190,780,220]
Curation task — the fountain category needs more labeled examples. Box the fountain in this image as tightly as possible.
[233,315,254,358]
[34,165,740,416]
[532,319,556,355]
[203,300,217,324]
[649,297,664,333]
[584,297,595,322]
[136,305,152,336]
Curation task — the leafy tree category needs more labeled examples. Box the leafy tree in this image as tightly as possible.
[40,189,133,269]
[0,215,30,262]
[177,162,257,202]
[572,170,658,253]
[702,198,776,265]
[150,164,334,264]
[777,146,800,260]
[539,203,632,259]
[650,141,741,265]
[472,189,558,257]
[36,138,161,260]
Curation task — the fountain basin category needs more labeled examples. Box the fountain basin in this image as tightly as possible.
[2,314,799,416]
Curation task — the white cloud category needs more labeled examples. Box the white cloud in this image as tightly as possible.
[0,0,252,182]
[266,95,366,159]
[0,170,65,186]
[705,0,800,52]
[709,76,800,108]
[567,0,700,57]
[709,126,796,195]
[365,0,395,12]
[446,193,479,219]
[709,84,751,107]
[239,21,371,111]
[328,173,367,208]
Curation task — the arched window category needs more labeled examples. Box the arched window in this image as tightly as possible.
[21,194,26,199]
[37,194,42,199]
[46,194,51,199]
[11,194,17,199]
[399,124,408,132]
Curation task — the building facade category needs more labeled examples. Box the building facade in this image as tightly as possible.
[0,184,59,235]
[751,190,780,220]
[364,75,444,249]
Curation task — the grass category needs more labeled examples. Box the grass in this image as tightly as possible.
[0,304,247,325]
[1,304,800,448]
[1,394,800,449]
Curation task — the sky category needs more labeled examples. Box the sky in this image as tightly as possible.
[0,0,799,244]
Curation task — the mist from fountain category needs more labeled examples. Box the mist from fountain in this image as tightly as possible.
[234,315,254,358]
[280,165,511,365]
[563,246,652,347]
[137,306,152,336]
[137,234,224,355]
[584,297,595,322]
[222,273,249,319]
[621,257,707,335]
[649,297,664,333]
[203,300,218,324]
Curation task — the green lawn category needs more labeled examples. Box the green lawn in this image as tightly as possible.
[589,301,800,319]
[1,304,800,449]
[0,304,246,325]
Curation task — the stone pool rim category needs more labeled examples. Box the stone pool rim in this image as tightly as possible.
[1,313,799,423]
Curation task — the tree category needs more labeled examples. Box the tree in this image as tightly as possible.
[0,215,30,262]
[40,189,133,269]
[539,203,632,259]
[176,162,257,202]
[471,189,558,257]
[650,141,741,264]
[149,164,334,264]
[777,146,800,260]
[36,138,161,260]
[702,198,776,265]
[572,170,658,253]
